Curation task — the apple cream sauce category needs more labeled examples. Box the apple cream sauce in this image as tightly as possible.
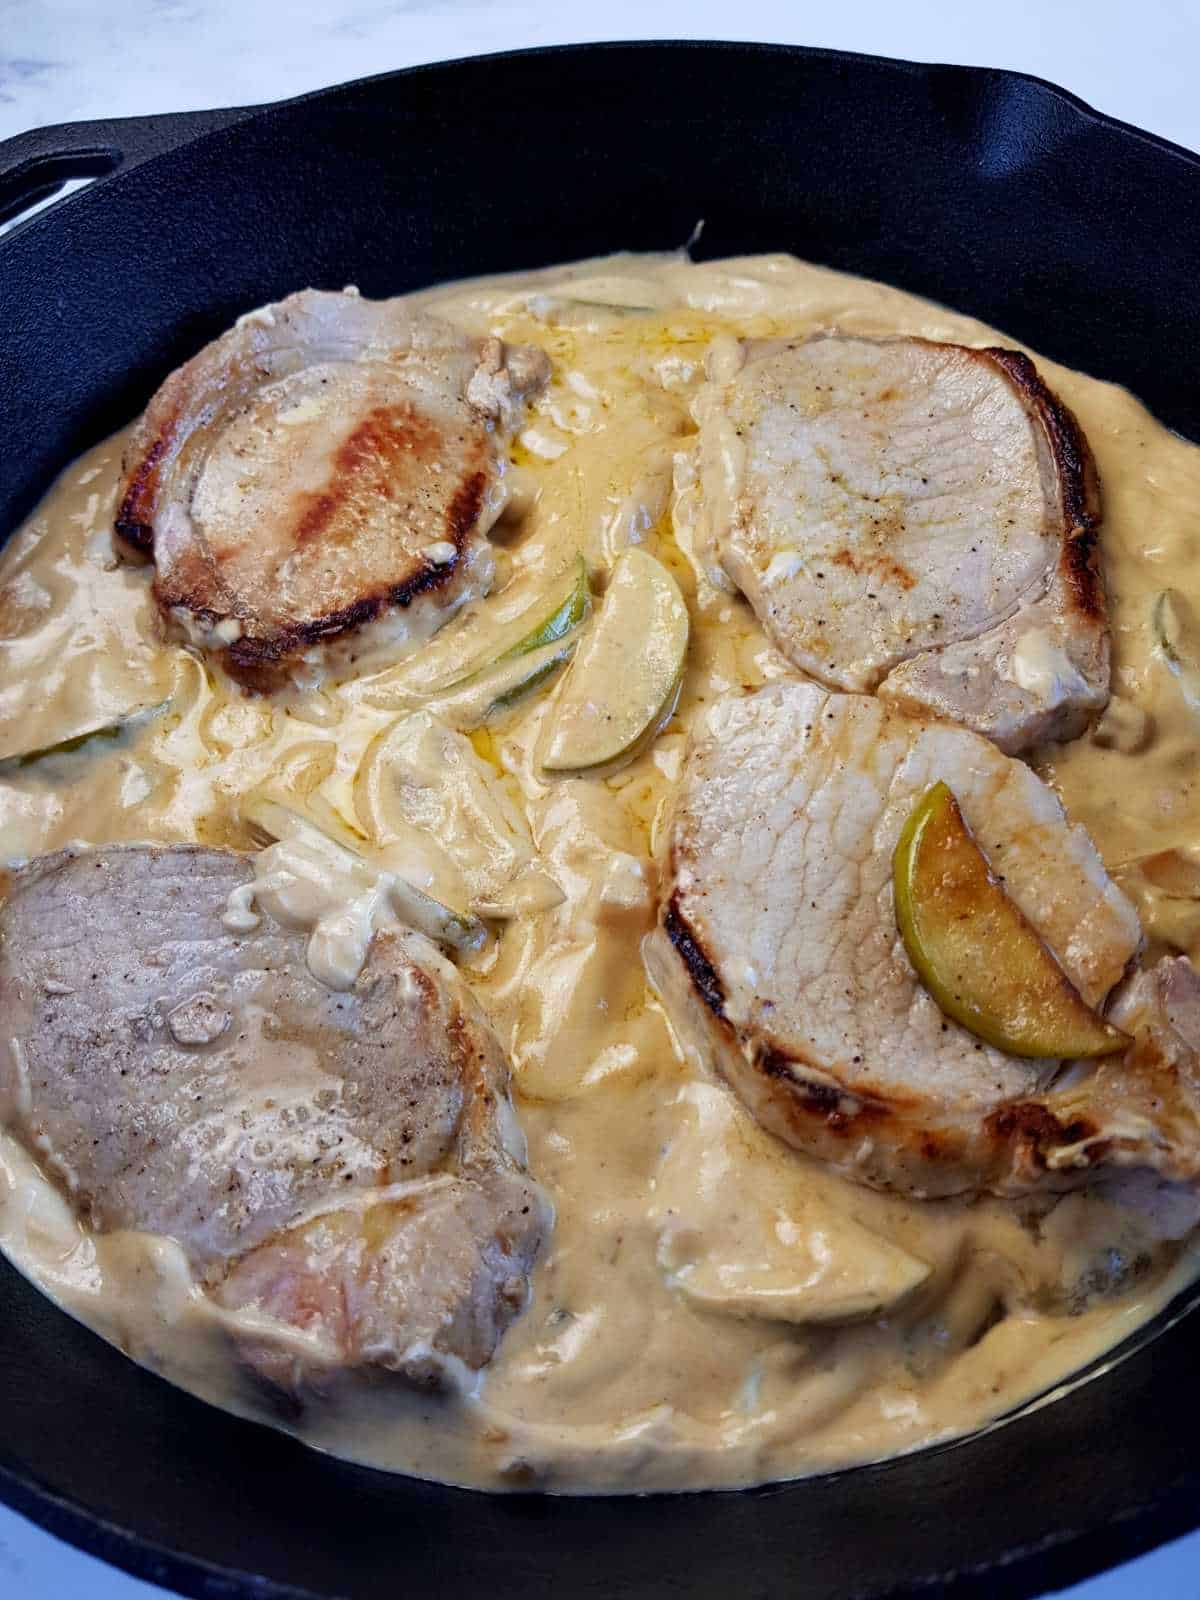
[1,252,1200,1493]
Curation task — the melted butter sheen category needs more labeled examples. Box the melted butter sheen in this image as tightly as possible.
[1,252,1199,1493]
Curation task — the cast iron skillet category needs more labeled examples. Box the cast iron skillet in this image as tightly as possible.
[2,40,1200,1600]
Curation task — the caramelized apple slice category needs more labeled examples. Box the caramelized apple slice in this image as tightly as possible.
[894,781,1127,1058]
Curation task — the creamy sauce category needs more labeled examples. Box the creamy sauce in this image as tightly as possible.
[3,252,1200,1493]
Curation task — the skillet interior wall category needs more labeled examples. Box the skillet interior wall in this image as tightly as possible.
[4,41,1200,1600]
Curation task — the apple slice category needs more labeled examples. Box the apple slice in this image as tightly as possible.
[541,546,689,773]
[0,699,167,767]
[653,1085,930,1326]
[394,556,589,729]
[496,554,590,664]
[893,781,1127,1059]
[424,636,577,729]
[446,555,590,688]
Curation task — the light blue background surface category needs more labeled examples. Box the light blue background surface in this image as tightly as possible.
[1,1,1199,1593]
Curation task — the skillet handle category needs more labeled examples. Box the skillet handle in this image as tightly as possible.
[0,106,257,227]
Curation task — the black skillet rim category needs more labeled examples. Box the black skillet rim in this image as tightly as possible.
[3,38,1200,1600]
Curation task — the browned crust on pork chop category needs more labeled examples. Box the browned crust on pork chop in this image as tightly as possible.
[980,345,1104,622]
[748,1030,1110,1187]
[115,433,169,553]
[663,893,727,1019]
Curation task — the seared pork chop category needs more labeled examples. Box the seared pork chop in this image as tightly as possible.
[115,291,550,691]
[0,846,548,1386]
[695,335,1108,752]
[643,681,1200,1199]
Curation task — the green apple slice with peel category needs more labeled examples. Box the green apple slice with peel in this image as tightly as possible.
[425,636,577,729]
[495,554,590,664]
[377,557,589,729]
[0,700,167,767]
[541,546,689,774]
[893,781,1127,1059]
[445,555,589,688]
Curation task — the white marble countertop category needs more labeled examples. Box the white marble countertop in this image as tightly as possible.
[1,2,1199,1596]
[3,0,1200,152]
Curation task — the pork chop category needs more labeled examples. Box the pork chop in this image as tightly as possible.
[643,681,1200,1199]
[0,845,549,1387]
[694,335,1108,752]
[115,290,550,691]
